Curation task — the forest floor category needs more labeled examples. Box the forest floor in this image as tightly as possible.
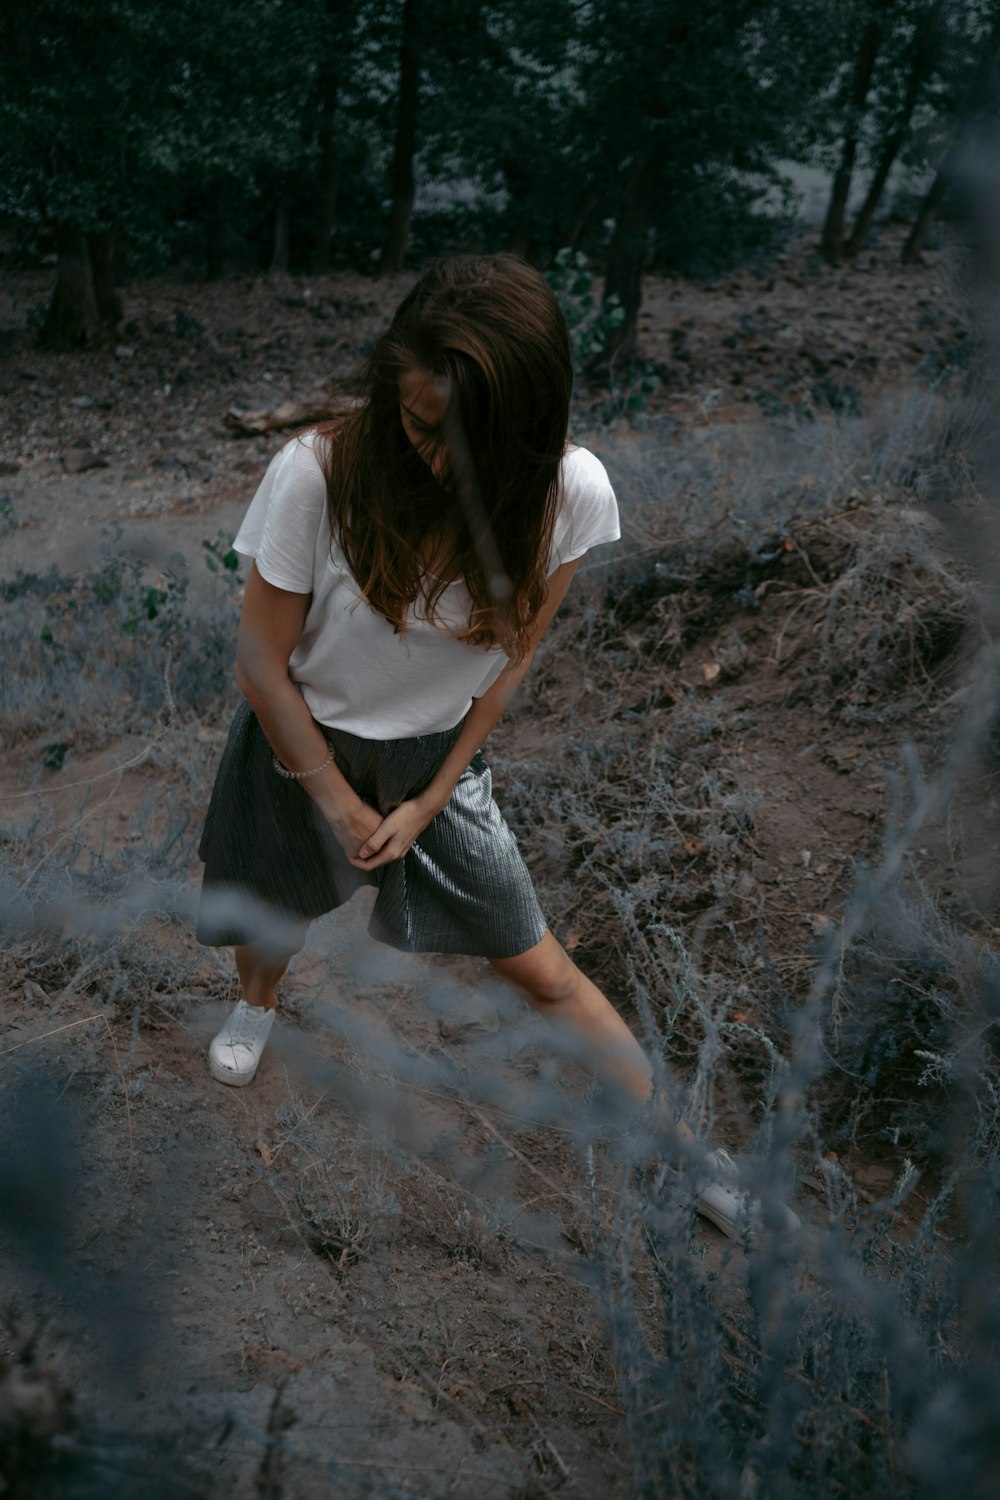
[0,224,996,1498]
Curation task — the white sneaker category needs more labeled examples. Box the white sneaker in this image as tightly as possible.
[696,1147,801,1242]
[208,1000,275,1087]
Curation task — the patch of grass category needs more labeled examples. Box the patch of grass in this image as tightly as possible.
[0,528,243,750]
[270,1091,400,1273]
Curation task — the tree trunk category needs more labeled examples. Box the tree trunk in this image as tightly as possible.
[569,189,602,257]
[313,76,340,272]
[379,0,421,274]
[820,19,882,265]
[901,164,950,263]
[500,153,535,259]
[846,0,943,257]
[599,155,650,370]
[41,224,100,348]
[203,211,226,280]
[845,132,906,258]
[270,198,291,274]
[87,228,122,326]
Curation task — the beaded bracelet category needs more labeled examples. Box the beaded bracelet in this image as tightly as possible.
[272,749,335,781]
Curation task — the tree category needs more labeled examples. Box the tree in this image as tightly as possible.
[844,0,945,257]
[0,0,140,344]
[580,0,833,365]
[379,0,424,272]
[309,0,360,272]
[902,0,1000,262]
[805,1,1000,267]
[0,0,322,341]
[819,5,884,264]
[370,0,583,272]
[416,0,584,261]
[267,0,377,274]
[136,1,323,279]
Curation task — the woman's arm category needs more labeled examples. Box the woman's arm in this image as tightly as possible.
[352,556,584,870]
[236,564,384,856]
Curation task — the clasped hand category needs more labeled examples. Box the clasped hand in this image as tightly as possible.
[335,795,439,871]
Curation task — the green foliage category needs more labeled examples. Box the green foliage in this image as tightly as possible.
[412,0,587,260]
[545,249,624,376]
[201,532,243,577]
[0,0,335,266]
[601,361,662,425]
[1,0,994,311]
[799,0,1000,188]
[572,0,828,271]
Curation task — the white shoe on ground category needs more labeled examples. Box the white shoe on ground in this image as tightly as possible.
[209,999,275,1087]
[696,1147,801,1242]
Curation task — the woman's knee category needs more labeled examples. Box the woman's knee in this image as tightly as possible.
[490,936,580,1007]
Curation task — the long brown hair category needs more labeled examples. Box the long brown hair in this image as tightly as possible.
[315,254,573,661]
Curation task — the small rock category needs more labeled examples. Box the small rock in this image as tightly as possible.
[114,344,136,359]
[70,394,94,408]
[63,447,107,474]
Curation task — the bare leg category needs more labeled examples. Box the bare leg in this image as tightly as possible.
[491,932,802,1237]
[234,924,308,1011]
[490,930,656,1106]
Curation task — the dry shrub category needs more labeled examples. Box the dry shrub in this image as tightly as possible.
[270,1091,399,1273]
[813,510,974,710]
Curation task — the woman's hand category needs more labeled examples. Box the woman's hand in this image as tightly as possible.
[322,797,386,862]
[347,795,440,871]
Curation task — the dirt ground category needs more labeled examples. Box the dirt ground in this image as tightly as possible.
[0,225,988,1496]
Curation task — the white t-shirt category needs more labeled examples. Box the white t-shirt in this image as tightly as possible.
[234,430,619,738]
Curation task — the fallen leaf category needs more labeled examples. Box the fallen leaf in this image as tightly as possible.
[701,662,721,683]
[255,1139,273,1167]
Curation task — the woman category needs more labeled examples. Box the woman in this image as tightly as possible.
[197,254,798,1242]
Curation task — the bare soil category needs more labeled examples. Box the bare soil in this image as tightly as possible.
[0,226,988,1496]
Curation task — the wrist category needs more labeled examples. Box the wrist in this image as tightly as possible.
[303,765,360,819]
[415,780,452,821]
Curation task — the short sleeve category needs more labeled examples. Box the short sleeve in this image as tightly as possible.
[548,447,620,575]
[233,431,328,593]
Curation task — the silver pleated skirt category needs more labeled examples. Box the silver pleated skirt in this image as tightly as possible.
[196,700,548,958]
